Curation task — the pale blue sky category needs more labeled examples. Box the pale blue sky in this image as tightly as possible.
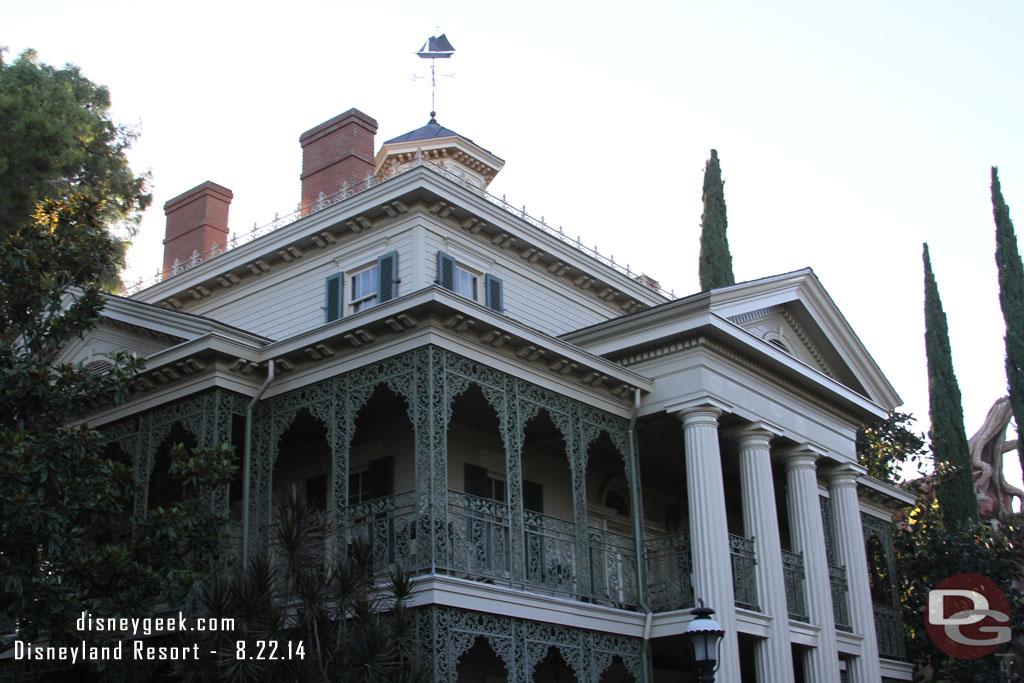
[6,0,1024,501]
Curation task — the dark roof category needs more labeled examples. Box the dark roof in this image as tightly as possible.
[383,117,476,145]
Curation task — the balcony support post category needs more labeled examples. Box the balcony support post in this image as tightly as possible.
[731,423,795,682]
[779,445,840,683]
[675,402,740,683]
[827,464,882,682]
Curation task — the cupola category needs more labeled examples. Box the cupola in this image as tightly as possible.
[374,115,504,189]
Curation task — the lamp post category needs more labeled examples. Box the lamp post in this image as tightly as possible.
[684,601,725,683]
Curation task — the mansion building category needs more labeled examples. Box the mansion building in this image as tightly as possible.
[66,109,913,682]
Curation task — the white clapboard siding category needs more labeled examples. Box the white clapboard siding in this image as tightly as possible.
[422,224,627,336]
[184,228,416,340]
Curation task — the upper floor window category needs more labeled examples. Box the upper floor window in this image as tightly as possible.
[324,251,398,323]
[455,266,477,300]
[437,251,503,313]
[351,264,380,313]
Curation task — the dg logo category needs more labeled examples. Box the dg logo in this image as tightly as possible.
[926,573,1012,659]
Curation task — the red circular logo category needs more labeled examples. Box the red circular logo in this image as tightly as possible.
[925,573,1012,659]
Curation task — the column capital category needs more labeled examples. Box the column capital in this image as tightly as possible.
[724,420,781,448]
[823,462,867,489]
[776,443,827,471]
[668,397,730,425]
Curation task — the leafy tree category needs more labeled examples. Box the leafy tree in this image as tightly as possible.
[177,487,425,683]
[895,495,1024,682]
[0,48,151,285]
[922,243,978,525]
[992,166,1024,483]
[698,149,735,291]
[857,411,928,484]
[0,195,234,659]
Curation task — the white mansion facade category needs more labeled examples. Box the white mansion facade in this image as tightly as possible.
[67,110,914,682]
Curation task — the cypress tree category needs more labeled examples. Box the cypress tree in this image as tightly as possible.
[922,244,978,525]
[992,166,1024,479]
[698,149,735,291]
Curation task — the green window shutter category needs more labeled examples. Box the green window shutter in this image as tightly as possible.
[464,463,488,498]
[378,251,398,302]
[437,251,455,291]
[523,479,544,513]
[325,273,343,323]
[484,274,504,313]
[369,456,394,499]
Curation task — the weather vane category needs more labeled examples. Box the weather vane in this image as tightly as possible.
[413,33,455,120]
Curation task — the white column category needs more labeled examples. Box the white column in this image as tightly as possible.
[779,446,840,683]
[677,405,740,682]
[731,424,795,683]
[828,464,882,683]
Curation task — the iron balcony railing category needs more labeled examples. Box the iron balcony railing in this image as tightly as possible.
[829,564,852,632]
[313,493,769,616]
[729,534,758,611]
[874,603,907,660]
[644,531,693,611]
[445,491,640,608]
[781,549,809,621]
[524,509,578,596]
[588,528,638,607]
[446,490,511,583]
[344,491,418,576]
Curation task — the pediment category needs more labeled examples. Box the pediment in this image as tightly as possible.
[726,304,837,379]
[707,269,900,409]
[562,268,901,413]
[57,317,183,368]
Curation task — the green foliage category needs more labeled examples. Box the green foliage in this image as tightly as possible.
[177,488,425,683]
[0,48,151,287]
[857,411,929,484]
[922,244,978,525]
[992,166,1024,486]
[0,195,234,654]
[698,149,735,291]
[895,498,1024,682]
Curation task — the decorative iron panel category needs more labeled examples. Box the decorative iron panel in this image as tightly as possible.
[413,605,644,683]
[874,604,907,660]
[645,532,694,611]
[729,533,758,611]
[782,549,808,621]
[587,528,639,608]
[829,563,852,632]
[523,510,578,596]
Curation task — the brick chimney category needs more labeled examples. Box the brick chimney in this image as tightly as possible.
[299,109,378,214]
[162,181,233,276]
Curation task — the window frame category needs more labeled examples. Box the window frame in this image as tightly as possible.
[454,264,479,302]
[349,263,381,314]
